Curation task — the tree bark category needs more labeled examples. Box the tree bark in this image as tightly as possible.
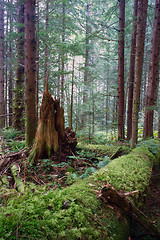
[61,1,66,107]
[127,0,138,140]
[25,0,37,146]
[8,0,14,127]
[5,6,8,127]
[69,58,75,129]
[143,0,160,139]
[0,0,5,129]
[36,1,39,123]
[82,1,90,128]
[131,0,148,148]
[14,0,25,131]
[44,0,49,87]
[118,0,125,140]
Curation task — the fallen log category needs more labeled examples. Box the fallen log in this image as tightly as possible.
[100,184,160,238]
[1,139,160,239]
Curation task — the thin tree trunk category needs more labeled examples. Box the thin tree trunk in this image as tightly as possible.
[5,5,8,127]
[127,0,138,140]
[0,0,5,128]
[57,54,61,99]
[25,0,36,146]
[142,30,149,109]
[158,109,160,139]
[106,67,109,130]
[8,0,14,127]
[143,0,160,139]
[70,58,74,129]
[82,1,90,127]
[118,0,125,140]
[131,0,148,148]
[14,0,25,130]
[36,0,39,123]
[61,1,65,107]
[44,0,49,87]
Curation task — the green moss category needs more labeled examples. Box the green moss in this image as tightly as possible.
[77,143,121,157]
[0,178,129,239]
[77,143,131,160]
[0,139,159,240]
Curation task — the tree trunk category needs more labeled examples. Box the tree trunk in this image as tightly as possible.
[14,0,25,131]
[0,0,5,129]
[36,1,39,123]
[8,0,14,127]
[69,58,75,129]
[29,85,77,163]
[25,0,37,146]
[158,109,160,139]
[30,87,59,161]
[44,0,49,87]
[82,1,90,128]
[131,0,148,148]
[118,0,125,140]
[61,1,66,107]
[127,0,138,140]
[143,0,160,139]
[5,7,8,127]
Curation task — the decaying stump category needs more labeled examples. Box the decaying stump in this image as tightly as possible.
[100,185,160,238]
[29,87,77,162]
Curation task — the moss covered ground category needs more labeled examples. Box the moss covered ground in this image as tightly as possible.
[0,137,160,239]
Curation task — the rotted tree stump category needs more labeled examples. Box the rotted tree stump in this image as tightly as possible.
[29,87,77,163]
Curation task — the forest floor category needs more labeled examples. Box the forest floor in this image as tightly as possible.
[0,133,160,239]
[130,164,160,240]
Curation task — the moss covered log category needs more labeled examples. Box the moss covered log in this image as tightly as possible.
[77,142,130,159]
[0,139,160,239]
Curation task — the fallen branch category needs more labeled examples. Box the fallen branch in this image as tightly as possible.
[100,185,160,238]
[10,164,25,193]
[0,147,27,172]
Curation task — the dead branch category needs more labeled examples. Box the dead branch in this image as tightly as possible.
[100,185,160,238]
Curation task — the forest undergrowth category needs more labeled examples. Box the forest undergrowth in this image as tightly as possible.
[0,128,160,239]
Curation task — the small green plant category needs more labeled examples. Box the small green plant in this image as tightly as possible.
[0,127,23,140]
[97,156,110,169]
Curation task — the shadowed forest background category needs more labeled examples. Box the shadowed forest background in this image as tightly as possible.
[0,0,159,145]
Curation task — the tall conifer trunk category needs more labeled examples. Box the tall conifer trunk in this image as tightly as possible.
[61,1,65,107]
[25,0,36,146]
[118,0,125,140]
[0,0,4,128]
[143,0,160,138]
[14,1,25,130]
[44,0,49,86]
[127,0,138,140]
[82,1,90,128]
[131,0,148,148]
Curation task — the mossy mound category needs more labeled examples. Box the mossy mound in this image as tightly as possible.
[0,139,160,240]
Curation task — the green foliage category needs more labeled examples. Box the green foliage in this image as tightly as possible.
[3,139,25,153]
[0,127,22,140]
[97,156,110,169]
[137,139,160,162]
